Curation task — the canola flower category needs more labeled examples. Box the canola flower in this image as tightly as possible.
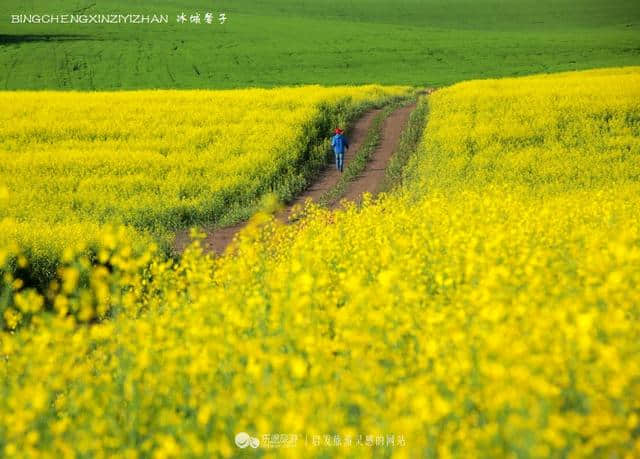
[0,85,409,284]
[1,67,640,458]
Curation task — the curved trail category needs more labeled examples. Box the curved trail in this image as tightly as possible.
[286,108,380,211]
[339,103,414,205]
[174,103,415,254]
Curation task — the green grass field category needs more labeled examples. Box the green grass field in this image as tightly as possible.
[1,0,639,90]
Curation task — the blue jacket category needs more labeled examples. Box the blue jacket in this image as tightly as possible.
[331,134,349,154]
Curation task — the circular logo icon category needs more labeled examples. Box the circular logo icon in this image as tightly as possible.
[250,436,260,448]
[235,432,250,448]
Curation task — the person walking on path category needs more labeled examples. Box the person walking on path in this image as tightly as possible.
[331,128,349,173]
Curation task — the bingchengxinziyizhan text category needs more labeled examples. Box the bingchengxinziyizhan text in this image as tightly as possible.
[9,13,228,25]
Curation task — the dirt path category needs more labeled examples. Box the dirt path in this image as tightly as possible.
[285,109,380,212]
[174,103,414,254]
[339,103,415,205]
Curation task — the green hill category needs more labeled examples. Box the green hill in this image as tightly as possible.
[1,0,639,89]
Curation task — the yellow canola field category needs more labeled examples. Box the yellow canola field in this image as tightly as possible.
[1,68,639,458]
[0,85,408,280]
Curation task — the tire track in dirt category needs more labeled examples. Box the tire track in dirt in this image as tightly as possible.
[337,103,415,205]
[284,108,380,214]
[174,103,415,254]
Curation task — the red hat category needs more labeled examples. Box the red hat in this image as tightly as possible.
[335,128,343,134]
